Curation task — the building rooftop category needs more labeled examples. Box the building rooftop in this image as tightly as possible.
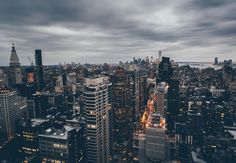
[85,76,109,86]
[31,119,49,127]
[39,125,81,140]
[0,87,16,94]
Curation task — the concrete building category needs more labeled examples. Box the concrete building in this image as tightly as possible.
[111,67,133,158]
[155,82,168,117]
[39,123,85,163]
[0,88,27,146]
[35,49,44,91]
[84,77,111,163]
[15,119,50,162]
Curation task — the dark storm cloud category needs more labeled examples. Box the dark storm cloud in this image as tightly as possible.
[0,0,236,65]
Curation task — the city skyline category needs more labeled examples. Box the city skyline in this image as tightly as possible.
[1,0,236,66]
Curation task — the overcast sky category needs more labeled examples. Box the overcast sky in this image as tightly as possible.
[0,0,236,65]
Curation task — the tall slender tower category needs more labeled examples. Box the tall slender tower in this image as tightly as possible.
[84,77,111,163]
[9,43,22,86]
[35,49,44,91]
[111,67,134,157]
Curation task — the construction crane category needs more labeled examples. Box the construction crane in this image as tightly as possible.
[28,56,34,66]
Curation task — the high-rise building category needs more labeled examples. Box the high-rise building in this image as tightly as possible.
[166,79,180,135]
[127,66,140,123]
[111,68,133,157]
[158,57,173,82]
[84,77,111,163]
[15,119,50,162]
[27,92,48,119]
[0,88,27,146]
[39,123,85,163]
[214,57,218,65]
[9,43,22,86]
[35,49,44,91]
[155,82,168,117]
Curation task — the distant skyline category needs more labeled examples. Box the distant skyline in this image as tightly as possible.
[0,0,236,66]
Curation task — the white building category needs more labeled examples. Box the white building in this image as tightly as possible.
[0,88,27,146]
[84,77,111,163]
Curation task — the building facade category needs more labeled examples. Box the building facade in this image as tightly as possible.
[84,77,111,163]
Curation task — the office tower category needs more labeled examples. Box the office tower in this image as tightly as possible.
[0,88,27,146]
[39,122,85,163]
[158,57,173,82]
[0,68,7,86]
[214,57,218,65]
[27,92,49,119]
[127,66,140,122]
[35,49,44,91]
[223,60,232,81]
[84,77,111,163]
[222,59,236,92]
[139,70,148,109]
[166,79,180,135]
[15,119,50,162]
[174,123,193,162]
[111,67,133,158]
[155,82,168,117]
[9,43,22,86]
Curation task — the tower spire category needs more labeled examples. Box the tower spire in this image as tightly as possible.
[12,43,16,52]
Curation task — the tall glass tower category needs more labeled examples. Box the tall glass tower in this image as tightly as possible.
[35,49,44,91]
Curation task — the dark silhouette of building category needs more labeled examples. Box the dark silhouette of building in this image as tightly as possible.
[35,50,44,91]
[111,67,133,159]
[166,79,180,135]
[158,57,173,82]
[15,119,49,162]
[214,57,218,65]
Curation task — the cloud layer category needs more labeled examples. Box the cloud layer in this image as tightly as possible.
[0,0,236,65]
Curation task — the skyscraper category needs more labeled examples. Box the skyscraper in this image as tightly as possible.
[35,49,44,91]
[111,68,133,158]
[9,43,22,86]
[155,82,168,117]
[214,57,218,65]
[158,57,173,82]
[0,88,27,146]
[84,77,111,163]
[166,79,180,135]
